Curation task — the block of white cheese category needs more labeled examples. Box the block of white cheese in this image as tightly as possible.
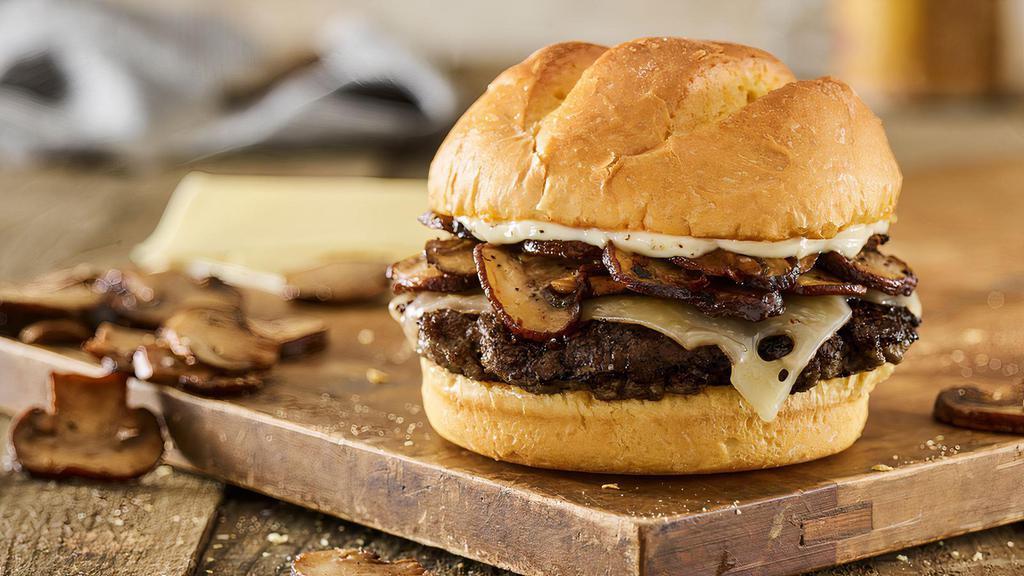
[132,172,438,295]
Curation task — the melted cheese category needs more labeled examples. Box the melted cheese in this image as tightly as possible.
[862,290,922,318]
[583,296,852,421]
[455,217,890,259]
[389,291,490,345]
[391,291,857,422]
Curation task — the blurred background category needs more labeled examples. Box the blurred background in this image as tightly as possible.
[2,0,1023,166]
[0,0,1022,276]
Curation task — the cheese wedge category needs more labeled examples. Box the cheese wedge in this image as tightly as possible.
[132,172,438,284]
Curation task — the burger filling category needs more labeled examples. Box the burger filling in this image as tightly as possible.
[416,302,918,401]
[389,213,921,421]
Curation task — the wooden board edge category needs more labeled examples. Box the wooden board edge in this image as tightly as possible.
[831,441,1024,565]
[639,441,1024,576]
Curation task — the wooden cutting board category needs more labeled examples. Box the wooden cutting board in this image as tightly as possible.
[1,167,1022,576]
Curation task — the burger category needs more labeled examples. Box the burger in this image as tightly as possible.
[387,38,921,474]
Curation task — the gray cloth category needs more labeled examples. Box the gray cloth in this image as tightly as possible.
[0,0,457,163]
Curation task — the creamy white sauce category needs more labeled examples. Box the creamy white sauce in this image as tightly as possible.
[391,291,862,421]
[455,216,890,259]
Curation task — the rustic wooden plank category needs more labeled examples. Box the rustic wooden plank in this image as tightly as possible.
[196,486,509,576]
[195,489,1023,576]
[194,486,1021,576]
[0,414,225,576]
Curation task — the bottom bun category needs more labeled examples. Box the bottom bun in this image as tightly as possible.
[420,358,894,474]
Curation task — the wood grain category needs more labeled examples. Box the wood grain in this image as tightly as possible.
[1,156,1023,575]
[0,415,224,576]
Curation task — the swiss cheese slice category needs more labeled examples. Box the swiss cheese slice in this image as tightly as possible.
[132,172,438,278]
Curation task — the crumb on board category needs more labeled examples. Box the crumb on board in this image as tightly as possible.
[871,464,895,472]
[357,328,375,345]
[972,551,984,561]
[601,483,620,490]
[267,532,289,545]
[366,368,390,385]
[896,554,909,563]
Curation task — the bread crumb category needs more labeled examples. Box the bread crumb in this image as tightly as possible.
[1008,541,1016,548]
[601,483,620,490]
[951,551,960,559]
[896,554,909,563]
[871,464,894,472]
[357,329,375,345]
[972,551,983,561]
[267,532,289,545]
[366,368,390,385]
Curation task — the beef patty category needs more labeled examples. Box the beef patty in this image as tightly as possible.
[417,300,919,401]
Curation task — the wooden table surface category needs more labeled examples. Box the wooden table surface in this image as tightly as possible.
[1,149,1022,576]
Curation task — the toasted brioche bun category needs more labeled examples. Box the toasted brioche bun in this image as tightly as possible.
[428,38,901,241]
[421,358,893,474]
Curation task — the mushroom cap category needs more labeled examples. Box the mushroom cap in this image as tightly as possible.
[10,372,163,480]
[161,307,278,372]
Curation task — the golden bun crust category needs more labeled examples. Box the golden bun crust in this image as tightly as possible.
[421,358,894,474]
[428,38,901,241]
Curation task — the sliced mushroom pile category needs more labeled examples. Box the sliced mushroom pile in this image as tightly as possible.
[3,267,332,396]
[10,372,164,480]
[83,322,156,372]
[247,316,328,359]
[819,245,918,296]
[671,250,817,291]
[475,243,585,340]
[0,265,104,332]
[99,269,243,328]
[392,212,920,340]
[132,343,266,396]
[386,253,477,294]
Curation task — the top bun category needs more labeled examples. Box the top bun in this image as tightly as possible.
[428,38,901,241]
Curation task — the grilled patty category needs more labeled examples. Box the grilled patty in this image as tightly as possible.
[417,300,919,401]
